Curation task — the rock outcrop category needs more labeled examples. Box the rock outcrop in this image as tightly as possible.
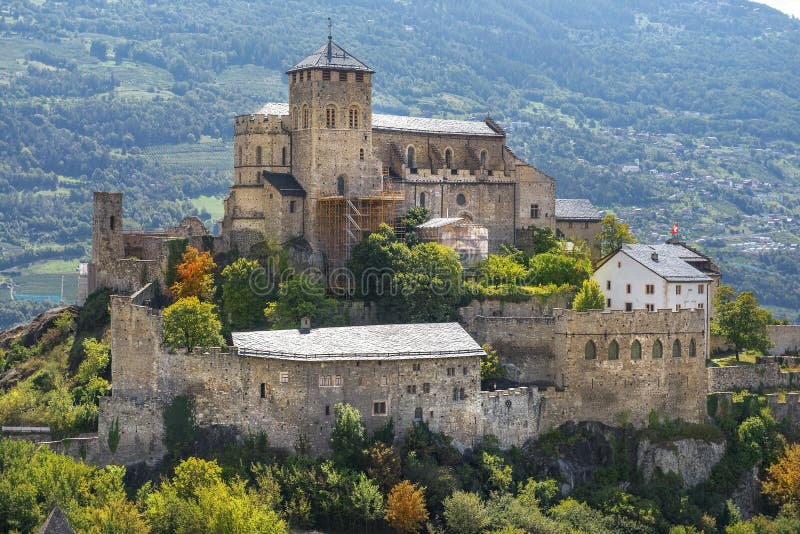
[637,437,726,488]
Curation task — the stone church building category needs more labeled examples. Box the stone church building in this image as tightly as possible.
[220,36,573,270]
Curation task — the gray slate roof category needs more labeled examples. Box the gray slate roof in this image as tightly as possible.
[417,217,464,229]
[262,172,306,197]
[37,507,75,534]
[288,40,374,73]
[555,199,602,221]
[233,323,484,361]
[650,243,704,261]
[620,244,712,282]
[372,113,501,137]
[252,102,500,137]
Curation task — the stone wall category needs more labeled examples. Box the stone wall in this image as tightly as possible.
[765,392,800,436]
[480,386,546,448]
[768,325,800,356]
[707,363,800,392]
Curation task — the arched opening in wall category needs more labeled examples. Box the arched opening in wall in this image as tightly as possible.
[292,107,298,129]
[585,340,596,360]
[256,146,262,165]
[359,148,365,161]
[608,340,619,360]
[349,106,359,128]
[414,407,422,420]
[457,211,474,222]
[672,339,682,358]
[325,104,337,128]
[337,175,346,196]
[282,146,287,166]
[302,105,309,129]
[689,338,697,357]
[630,339,642,360]
[444,148,453,169]
[652,339,663,359]
[456,193,467,206]
[238,146,243,165]
[419,192,426,208]
[480,150,487,167]
[110,216,115,230]
[407,146,415,168]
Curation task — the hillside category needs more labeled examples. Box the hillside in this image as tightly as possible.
[0,0,799,324]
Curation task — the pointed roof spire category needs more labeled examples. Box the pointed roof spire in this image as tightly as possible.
[287,28,374,74]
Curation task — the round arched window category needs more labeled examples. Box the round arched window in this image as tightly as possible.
[456,193,467,206]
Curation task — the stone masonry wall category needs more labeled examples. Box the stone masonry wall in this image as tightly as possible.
[480,386,546,448]
[765,392,800,436]
[768,325,800,356]
[708,363,800,392]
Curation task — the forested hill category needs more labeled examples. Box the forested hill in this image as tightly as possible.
[1,0,799,319]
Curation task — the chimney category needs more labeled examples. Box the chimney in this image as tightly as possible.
[300,316,311,333]
[651,252,659,262]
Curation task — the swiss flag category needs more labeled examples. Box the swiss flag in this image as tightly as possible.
[671,223,679,235]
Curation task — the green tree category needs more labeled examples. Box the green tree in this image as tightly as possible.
[396,242,463,322]
[573,279,606,311]
[263,275,339,329]
[399,207,431,246]
[529,251,593,287]
[525,226,560,255]
[222,257,267,330]
[478,254,530,287]
[712,285,773,360]
[348,223,410,303]
[162,297,224,351]
[351,473,384,531]
[329,403,367,468]
[595,213,637,256]
[481,344,507,382]
[443,491,490,534]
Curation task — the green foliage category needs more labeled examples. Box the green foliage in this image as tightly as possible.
[107,417,121,454]
[395,242,463,322]
[350,473,384,527]
[596,213,637,257]
[166,238,189,290]
[263,275,340,329]
[399,206,431,246]
[163,395,196,460]
[712,285,774,359]
[443,491,490,534]
[162,296,224,351]
[529,250,593,287]
[367,441,402,493]
[329,403,367,468]
[573,279,606,311]
[525,226,560,256]
[479,452,513,494]
[480,344,507,382]
[221,257,267,330]
[478,254,530,287]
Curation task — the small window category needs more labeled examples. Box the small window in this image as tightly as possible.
[289,200,297,213]
[676,285,682,295]
[626,284,631,294]
[585,340,596,360]
[646,303,655,312]
[462,367,468,376]
[414,407,422,420]
[238,146,243,165]
[292,73,296,83]
[673,339,682,357]
[652,340,663,359]
[608,340,619,360]
[299,71,304,81]
[279,371,289,383]
[630,340,642,360]
[412,363,421,371]
[109,215,115,230]
[584,222,589,229]
[530,204,540,218]
[260,383,266,398]
[444,148,453,169]
[359,148,364,160]
[625,302,633,312]
[302,106,309,128]
[407,146,415,168]
[349,106,359,128]
[675,304,681,311]
[423,383,430,393]
[568,222,573,229]
[282,147,287,166]
[406,385,417,394]
[373,401,387,415]
[419,192,426,208]
[256,146,262,165]
[646,284,655,295]
[322,70,331,81]
[698,303,704,309]
[479,150,487,167]
[326,105,337,128]
[325,404,330,416]
[689,338,697,357]
[335,375,342,386]
[337,175,346,196]
[606,298,612,308]
[606,280,612,290]
[456,193,466,206]
[355,72,364,82]
[339,71,347,81]
[459,388,465,400]
[319,375,332,387]
[381,376,388,386]
[446,367,455,377]
[698,285,705,294]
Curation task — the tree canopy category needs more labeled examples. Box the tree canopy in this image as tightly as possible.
[595,213,637,257]
[711,284,773,359]
[162,296,225,351]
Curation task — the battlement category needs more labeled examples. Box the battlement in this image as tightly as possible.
[765,391,800,408]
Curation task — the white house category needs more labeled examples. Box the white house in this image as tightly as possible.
[593,243,714,314]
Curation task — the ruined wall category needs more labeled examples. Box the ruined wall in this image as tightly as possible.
[768,325,800,356]
[707,363,800,392]
[480,386,546,448]
[765,392,800,436]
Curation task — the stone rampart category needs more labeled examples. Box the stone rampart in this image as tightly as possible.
[768,325,800,356]
[707,363,800,392]
[765,392,800,436]
[480,387,545,447]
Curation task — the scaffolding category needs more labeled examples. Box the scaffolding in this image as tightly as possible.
[318,190,405,275]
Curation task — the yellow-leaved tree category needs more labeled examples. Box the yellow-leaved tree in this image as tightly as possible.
[384,480,429,533]
[762,443,800,509]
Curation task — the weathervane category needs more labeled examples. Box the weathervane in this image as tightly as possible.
[328,17,332,42]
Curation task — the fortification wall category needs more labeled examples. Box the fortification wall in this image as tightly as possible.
[708,363,800,392]
[480,386,546,447]
[473,316,558,384]
[768,325,800,356]
[765,392,800,436]
[97,397,165,466]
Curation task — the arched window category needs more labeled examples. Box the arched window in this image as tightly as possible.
[109,215,115,230]
[419,192,426,208]
[673,339,682,358]
[608,340,619,360]
[337,175,346,196]
[407,146,415,168]
[238,146,243,166]
[292,107,299,129]
[349,106,359,128]
[585,340,596,360]
[414,407,422,420]
[302,105,309,129]
[652,339,663,359]
[325,104,337,128]
[630,340,642,360]
[281,147,287,166]
[445,148,453,168]
[480,150,487,167]
[255,146,262,165]
[456,193,466,206]
[359,148,364,161]
[689,338,697,358]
